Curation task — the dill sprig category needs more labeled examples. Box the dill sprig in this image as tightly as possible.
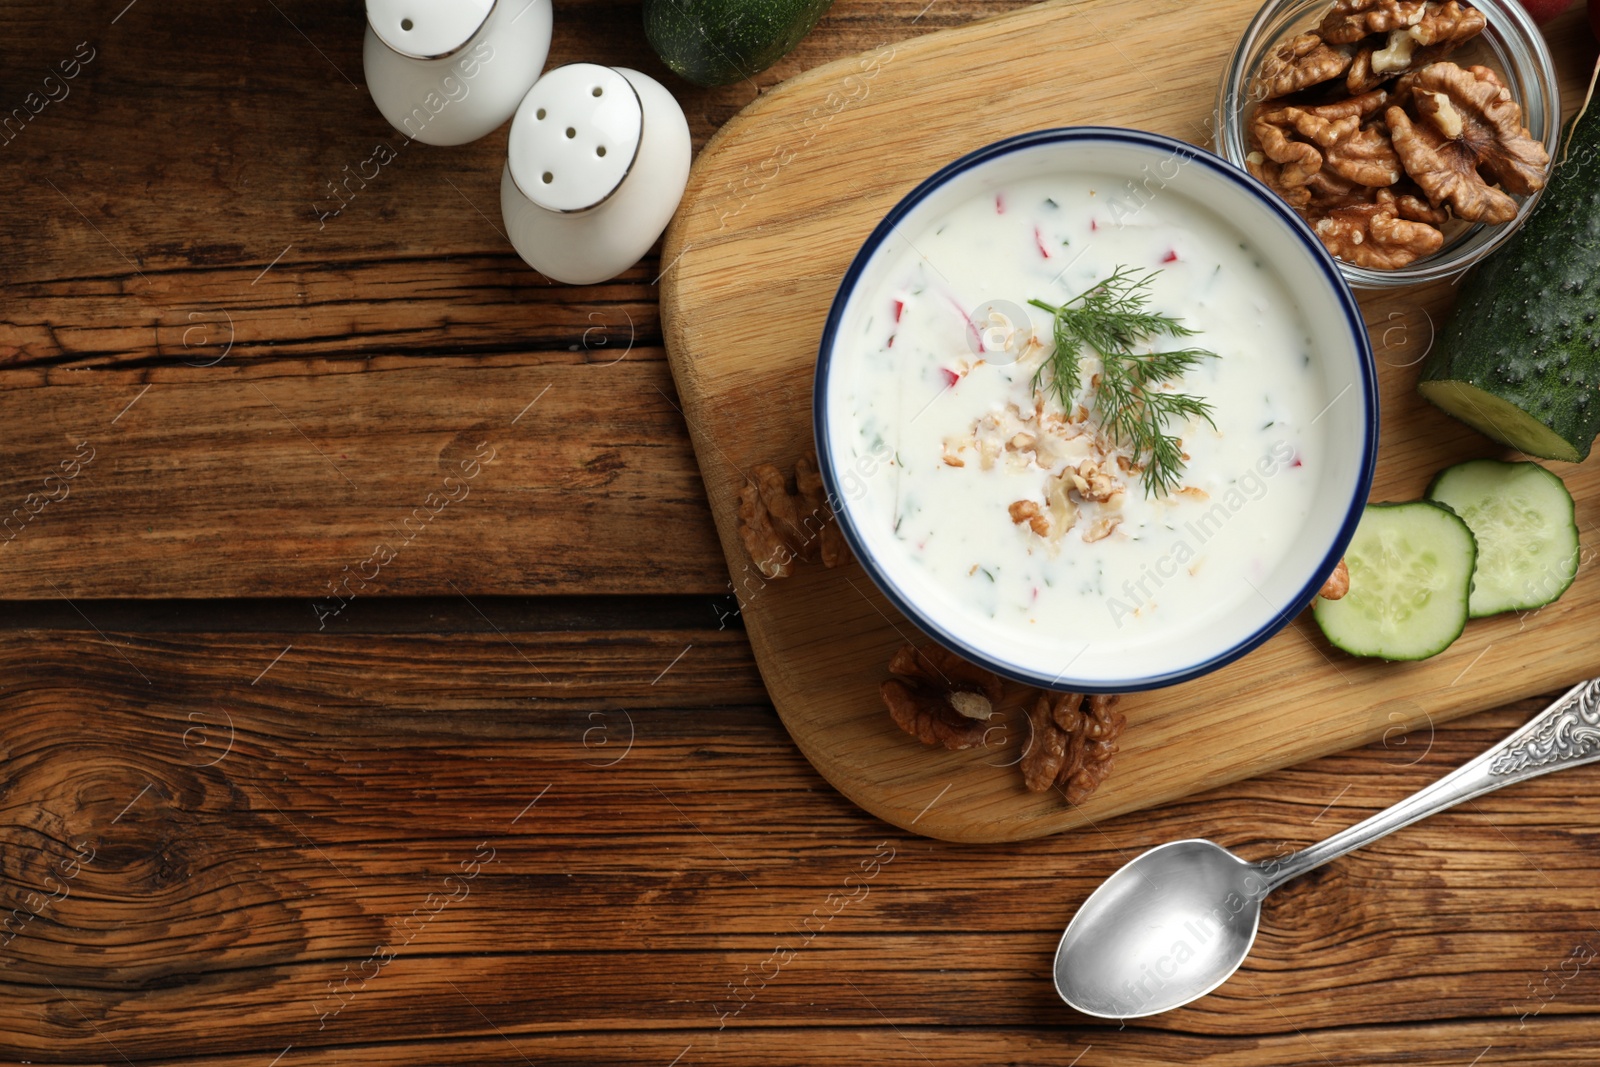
[1027,267,1218,498]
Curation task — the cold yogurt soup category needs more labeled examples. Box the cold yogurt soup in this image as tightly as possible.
[826,169,1335,682]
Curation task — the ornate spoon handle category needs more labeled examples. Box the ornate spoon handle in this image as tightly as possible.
[1258,678,1600,892]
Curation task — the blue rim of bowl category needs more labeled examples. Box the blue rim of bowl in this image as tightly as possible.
[812,125,1379,694]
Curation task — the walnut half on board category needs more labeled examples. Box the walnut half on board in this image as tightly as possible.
[1021,691,1127,802]
[879,644,1003,751]
[736,454,851,579]
[878,645,1130,806]
[1319,558,1351,601]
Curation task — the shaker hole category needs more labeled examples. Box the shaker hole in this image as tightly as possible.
[401,17,414,29]
[541,172,553,184]
[565,127,576,139]
[592,86,603,97]
[596,146,607,157]
[535,108,546,120]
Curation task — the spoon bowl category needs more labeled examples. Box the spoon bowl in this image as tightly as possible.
[1054,840,1262,1018]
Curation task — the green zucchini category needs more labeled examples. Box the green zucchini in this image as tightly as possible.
[1425,459,1579,616]
[1313,502,1476,661]
[1418,70,1600,462]
[643,0,835,88]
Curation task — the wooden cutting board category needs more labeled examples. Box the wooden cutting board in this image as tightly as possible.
[658,0,1600,842]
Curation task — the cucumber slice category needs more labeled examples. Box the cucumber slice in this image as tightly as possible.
[1425,459,1579,617]
[1314,502,1476,661]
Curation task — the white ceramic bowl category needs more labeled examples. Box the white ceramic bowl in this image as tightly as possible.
[813,127,1378,693]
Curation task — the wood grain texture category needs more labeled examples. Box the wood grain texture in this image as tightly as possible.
[659,0,1600,840]
[0,2,666,598]
[0,0,1024,601]
[0,632,1597,1062]
[7,0,1600,1064]
[0,359,720,598]
[0,0,1036,599]
[8,1024,1600,1066]
[12,1023,1600,1067]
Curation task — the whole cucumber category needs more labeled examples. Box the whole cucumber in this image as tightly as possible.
[1418,70,1600,462]
[643,0,835,88]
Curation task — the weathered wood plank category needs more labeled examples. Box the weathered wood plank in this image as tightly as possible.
[5,1021,1596,1067]
[0,262,661,368]
[0,593,735,633]
[0,0,1037,597]
[0,0,1024,289]
[0,359,725,597]
[1,631,1597,1061]
[4,1,1598,1066]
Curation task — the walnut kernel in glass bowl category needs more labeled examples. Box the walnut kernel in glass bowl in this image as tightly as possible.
[1215,0,1560,289]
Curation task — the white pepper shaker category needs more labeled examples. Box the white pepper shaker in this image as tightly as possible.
[364,0,552,147]
[499,63,692,285]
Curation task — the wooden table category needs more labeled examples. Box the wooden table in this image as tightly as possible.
[1,1,1596,1063]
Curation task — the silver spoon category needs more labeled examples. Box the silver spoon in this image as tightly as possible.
[1055,677,1600,1018]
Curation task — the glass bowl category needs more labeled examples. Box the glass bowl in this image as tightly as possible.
[1215,0,1561,289]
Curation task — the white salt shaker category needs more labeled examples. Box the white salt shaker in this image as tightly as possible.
[364,0,552,147]
[499,63,692,285]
